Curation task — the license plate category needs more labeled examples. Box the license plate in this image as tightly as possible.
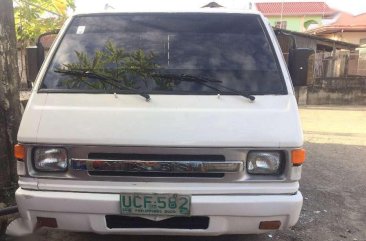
[120,193,191,216]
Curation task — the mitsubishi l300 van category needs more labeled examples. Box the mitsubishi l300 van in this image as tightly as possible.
[7,9,307,236]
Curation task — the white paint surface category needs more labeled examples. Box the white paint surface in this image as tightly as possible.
[18,94,303,147]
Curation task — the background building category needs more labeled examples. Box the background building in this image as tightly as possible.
[255,2,337,32]
[306,12,366,46]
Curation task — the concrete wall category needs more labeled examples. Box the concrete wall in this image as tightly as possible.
[297,77,366,105]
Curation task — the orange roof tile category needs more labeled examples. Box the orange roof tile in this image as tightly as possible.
[256,2,336,16]
[306,12,366,34]
[332,12,366,27]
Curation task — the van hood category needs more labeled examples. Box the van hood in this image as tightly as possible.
[18,93,303,147]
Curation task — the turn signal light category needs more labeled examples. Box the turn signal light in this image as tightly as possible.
[14,144,25,161]
[291,149,306,166]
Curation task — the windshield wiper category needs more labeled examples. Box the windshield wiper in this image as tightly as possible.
[152,73,255,102]
[54,69,151,101]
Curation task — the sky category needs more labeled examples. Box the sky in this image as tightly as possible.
[74,0,366,15]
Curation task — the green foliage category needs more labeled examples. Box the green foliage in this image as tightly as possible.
[304,19,319,30]
[14,0,75,44]
[59,41,160,90]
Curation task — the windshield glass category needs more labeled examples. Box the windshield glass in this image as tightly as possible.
[41,13,286,95]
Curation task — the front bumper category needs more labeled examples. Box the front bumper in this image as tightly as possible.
[7,188,302,236]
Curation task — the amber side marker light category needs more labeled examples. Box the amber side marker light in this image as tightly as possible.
[14,144,25,161]
[259,220,281,230]
[291,149,306,166]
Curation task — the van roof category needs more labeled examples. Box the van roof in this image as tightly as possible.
[73,8,262,17]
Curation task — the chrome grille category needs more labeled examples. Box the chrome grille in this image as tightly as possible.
[71,153,243,178]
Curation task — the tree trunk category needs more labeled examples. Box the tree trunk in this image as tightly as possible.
[0,0,22,189]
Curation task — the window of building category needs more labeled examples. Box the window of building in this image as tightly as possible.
[360,38,366,46]
[275,21,287,29]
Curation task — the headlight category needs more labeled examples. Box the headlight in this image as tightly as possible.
[34,148,68,172]
[246,151,283,175]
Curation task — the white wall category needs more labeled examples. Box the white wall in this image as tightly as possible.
[322,32,366,45]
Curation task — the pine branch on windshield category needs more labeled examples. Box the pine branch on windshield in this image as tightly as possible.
[56,40,158,91]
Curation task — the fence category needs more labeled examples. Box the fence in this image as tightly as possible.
[314,48,366,78]
[298,50,366,105]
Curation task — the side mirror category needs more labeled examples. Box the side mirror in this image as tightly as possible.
[25,30,59,85]
[288,48,315,86]
[26,46,42,85]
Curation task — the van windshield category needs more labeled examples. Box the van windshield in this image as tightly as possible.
[41,13,286,95]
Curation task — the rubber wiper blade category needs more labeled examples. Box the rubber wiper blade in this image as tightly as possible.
[152,73,255,102]
[152,73,222,83]
[54,69,151,102]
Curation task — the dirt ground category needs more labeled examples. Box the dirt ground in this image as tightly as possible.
[4,105,366,241]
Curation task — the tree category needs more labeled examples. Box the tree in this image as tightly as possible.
[0,0,22,189]
[59,41,159,89]
[304,19,319,30]
[13,0,75,86]
[14,0,75,45]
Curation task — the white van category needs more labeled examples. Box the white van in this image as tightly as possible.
[8,9,309,236]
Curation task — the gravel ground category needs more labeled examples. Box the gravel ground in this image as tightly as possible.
[4,105,366,241]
